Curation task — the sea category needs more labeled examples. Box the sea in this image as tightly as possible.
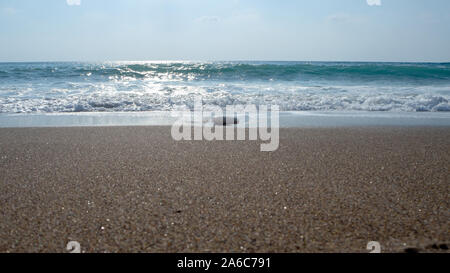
[1,61,450,127]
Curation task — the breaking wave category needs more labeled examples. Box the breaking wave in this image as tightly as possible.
[0,61,449,113]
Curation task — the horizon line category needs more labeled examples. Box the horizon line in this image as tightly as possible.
[1,59,450,64]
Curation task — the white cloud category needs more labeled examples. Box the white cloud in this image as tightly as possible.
[2,7,17,15]
[67,0,81,6]
[366,0,381,6]
[328,14,351,23]
[195,16,220,24]
[327,13,367,25]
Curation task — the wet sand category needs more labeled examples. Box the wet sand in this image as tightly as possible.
[0,126,448,253]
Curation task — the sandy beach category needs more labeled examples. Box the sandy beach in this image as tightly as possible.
[0,126,448,253]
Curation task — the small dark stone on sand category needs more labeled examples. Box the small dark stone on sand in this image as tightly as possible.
[429,244,439,250]
[213,117,239,126]
[175,210,182,214]
[404,248,420,253]
[439,244,448,250]
[426,243,449,251]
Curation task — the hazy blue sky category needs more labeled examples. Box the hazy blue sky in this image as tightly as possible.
[1,0,450,62]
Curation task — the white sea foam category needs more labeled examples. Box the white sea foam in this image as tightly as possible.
[0,83,448,113]
[1,62,450,113]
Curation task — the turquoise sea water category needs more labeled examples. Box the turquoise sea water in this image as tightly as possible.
[1,61,449,113]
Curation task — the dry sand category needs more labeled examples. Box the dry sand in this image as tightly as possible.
[0,126,448,253]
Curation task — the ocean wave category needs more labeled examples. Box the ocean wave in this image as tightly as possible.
[1,62,450,113]
[0,89,448,113]
[1,61,450,83]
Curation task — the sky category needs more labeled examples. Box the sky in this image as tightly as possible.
[1,0,450,62]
